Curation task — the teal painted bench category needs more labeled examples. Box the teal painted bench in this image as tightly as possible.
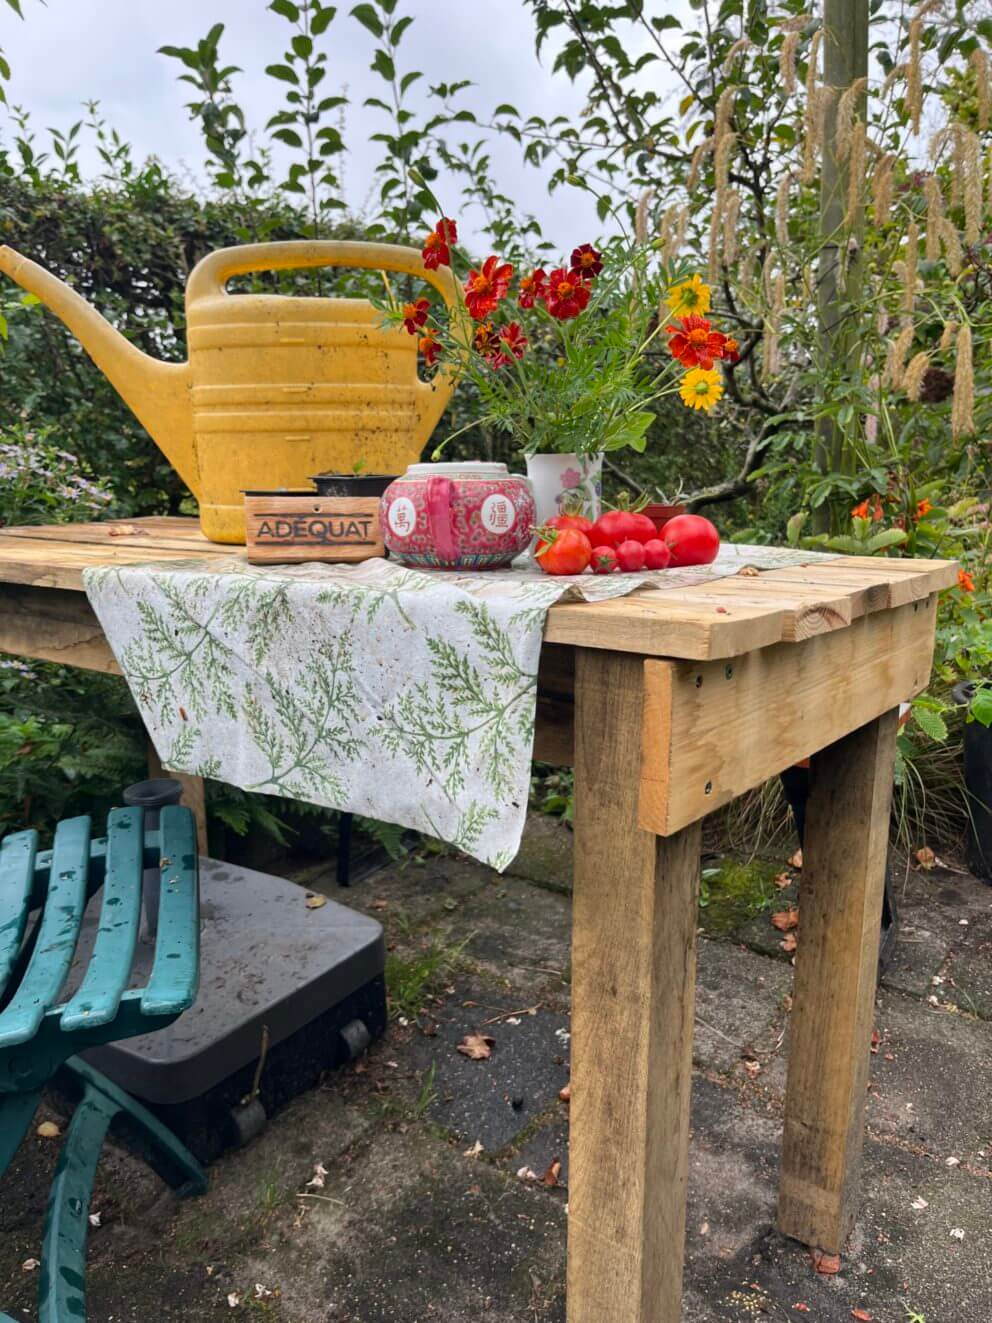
[0,806,207,1322]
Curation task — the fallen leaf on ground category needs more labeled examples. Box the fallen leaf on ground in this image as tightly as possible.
[463,1140,484,1159]
[915,845,936,870]
[227,1292,241,1308]
[793,1307,810,1314]
[773,871,792,889]
[811,1249,841,1275]
[88,1211,102,1227]
[780,932,798,953]
[254,1285,274,1300]
[559,1083,571,1103]
[306,1162,328,1189]
[741,1056,761,1078]
[107,523,145,537]
[21,1260,39,1272]
[870,1028,882,1054]
[36,1121,60,1139]
[516,1166,538,1181]
[369,898,388,911]
[305,893,327,909]
[789,848,803,869]
[457,1033,495,1060]
[950,1227,965,1240]
[851,1310,873,1321]
[911,1196,928,1210]
[738,565,760,577]
[541,1158,562,1187]
[945,1156,960,1167]
[771,907,799,931]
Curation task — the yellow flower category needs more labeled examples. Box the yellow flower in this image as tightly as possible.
[665,273,711,318]
[679,367,723,412]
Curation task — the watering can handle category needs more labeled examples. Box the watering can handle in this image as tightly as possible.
[186,240,466,424]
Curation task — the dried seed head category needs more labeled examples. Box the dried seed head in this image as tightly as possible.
[881,62,908,97]
[806,28,822,97]
[687,136,713,193]
[962,129,982,246]
[939,320,957,352]
[714,131,737,191]
[939,217,964,275]
[722,37,753,74]
[634,188,653,245]
[775,173,791,245]
[658,203,679,260]
[714,87,736,140]
[907,18,923,135]
[872,152,896,224]
[885,321,915,390]
[903,350,931,401]
[780,30,801,96]
[722,190,741,265]
[739,250,756,298]
[925,174,944,260]
[763,324,781,380]
[844,121,867,228]
[836,78,869,159]
[952,322,974,438]
[950,122,966,207]
[707,201,722,283]
[902,221,920,311]
[972,49,990,131]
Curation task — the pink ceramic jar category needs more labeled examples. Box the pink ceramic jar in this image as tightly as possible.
[381,462,536,569]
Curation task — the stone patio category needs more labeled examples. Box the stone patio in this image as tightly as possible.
[2,817,990,1321]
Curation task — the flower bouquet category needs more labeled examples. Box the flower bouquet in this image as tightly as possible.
[382,204,739,520]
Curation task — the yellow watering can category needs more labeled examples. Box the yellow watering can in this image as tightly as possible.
[0,241,462,543]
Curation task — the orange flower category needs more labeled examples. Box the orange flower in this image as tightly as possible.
[958,569,975,593]
[852,495,883,522]
[518,268,547,309]
[915,498,933,519]
[472,321,500,358]
[421,217,457,270]
[852,499,870,519]
[491,322,528,368]
[570,243,603,277]
[543,267,591,320]
[667,315,729,371]
[418,327,441,367]
[464,255,513,321]
[402,298,430,335]
[723,335,741,364]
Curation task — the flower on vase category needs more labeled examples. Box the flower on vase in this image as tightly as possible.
[667,315,730,371]
[679,367,724,412]
[402,298,430,335]
[665,273,711,318]
[544,268,591,320]
[422,217,457,270]
[465,255,514,320]
[559,467,582,489]
[570,243,603,278]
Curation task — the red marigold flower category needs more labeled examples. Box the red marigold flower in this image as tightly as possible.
[473,321,500,358]
[464,255,514,321]
[666,315,729,371]
[402,298,430,335]
[915,498,933,519]
[421,217,458,270]
[492,322,529,368]
[851,499,870,519]
[570,243,603,277]
[518,268,547,309]
[959,568,975,593]
[419,327,441,367]
[852,496,884,522]
[723,335,741,365]
[543,267,591,320]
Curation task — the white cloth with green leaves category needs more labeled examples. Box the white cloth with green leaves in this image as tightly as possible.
[83,545,826,870]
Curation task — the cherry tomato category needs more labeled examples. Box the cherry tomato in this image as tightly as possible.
[590,545,618,574]
[535,526,592,575]
[662,514,720,567]
[642,538,672,570]
[615,539,646,572]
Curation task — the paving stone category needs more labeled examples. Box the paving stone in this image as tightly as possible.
[882,864,992,999]
[867,990,992,1165]
[943,908,992,1019]
[459,874,571,993]
[504,811,573,891]
[694,939,792,1076]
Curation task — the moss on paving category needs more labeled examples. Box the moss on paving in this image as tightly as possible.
[699,856,783,937]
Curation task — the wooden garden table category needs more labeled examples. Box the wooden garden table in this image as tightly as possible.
[0,517,957,1321]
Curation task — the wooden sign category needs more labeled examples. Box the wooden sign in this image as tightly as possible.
[244,493,385,564]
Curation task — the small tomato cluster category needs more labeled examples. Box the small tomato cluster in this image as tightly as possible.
[534,509,720,578]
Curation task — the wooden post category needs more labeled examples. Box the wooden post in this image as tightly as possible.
[568,649,701,1323]
[812,0,869,533]
[147,743,209,857]
[777,708,898,1250]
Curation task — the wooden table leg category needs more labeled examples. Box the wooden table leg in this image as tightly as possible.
[568,649,702,1323]
[147,743,209,857]
[777,708,899,1252]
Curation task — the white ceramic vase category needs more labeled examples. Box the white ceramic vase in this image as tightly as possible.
[525,452,604,527]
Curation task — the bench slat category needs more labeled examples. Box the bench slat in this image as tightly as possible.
[0,829,37,1002]
[61,809,144,1032]
[0,817,90,1048]
[141,806,199,1016]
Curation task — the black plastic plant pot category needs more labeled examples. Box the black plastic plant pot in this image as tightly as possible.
[952,682,992,882]
[310,473,397,498]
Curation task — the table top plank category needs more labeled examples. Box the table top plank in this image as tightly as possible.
[0,518,956,662]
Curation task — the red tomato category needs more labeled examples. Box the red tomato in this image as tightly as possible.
[588,510,631,547]
[547,512,594,537]
[627,512,659,543]
[615,539,646,572]
[662,514,720,567]
[642,538,672,570]
[590,545,618,574]
[535,527,592,575]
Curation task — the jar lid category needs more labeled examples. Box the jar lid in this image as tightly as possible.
[404,462,509,477]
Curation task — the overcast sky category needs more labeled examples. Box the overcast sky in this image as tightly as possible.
[0,0,678,251]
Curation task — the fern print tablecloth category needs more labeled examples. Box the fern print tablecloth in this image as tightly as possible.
[83,544,826,870]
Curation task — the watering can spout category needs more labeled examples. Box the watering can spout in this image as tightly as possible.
[0,245,197,494]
